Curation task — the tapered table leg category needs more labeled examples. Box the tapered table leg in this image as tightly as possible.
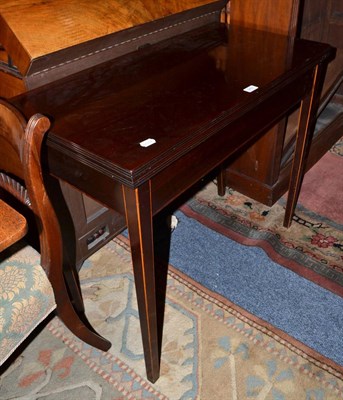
[122,181,160,383]
[217,165,227,196]
[284,63,328,228]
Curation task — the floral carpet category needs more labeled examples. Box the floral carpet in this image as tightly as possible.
[181,138,343,296]
[1,237,342,399]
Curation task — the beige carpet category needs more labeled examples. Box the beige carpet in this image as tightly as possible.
[1,236,342,399]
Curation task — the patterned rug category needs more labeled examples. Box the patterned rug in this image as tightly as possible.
[1,236,342,399]
[181,138,343,297]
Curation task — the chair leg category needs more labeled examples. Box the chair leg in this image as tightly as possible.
[54,274,111,351]
[63,267,86,314]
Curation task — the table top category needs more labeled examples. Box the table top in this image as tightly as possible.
[0,199,27,252]
[14,23,335,187]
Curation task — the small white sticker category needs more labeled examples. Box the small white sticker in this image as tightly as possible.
[243,85,259,93]
[140,138,156,147]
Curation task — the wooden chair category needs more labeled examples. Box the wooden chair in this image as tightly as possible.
[0,99,111,366]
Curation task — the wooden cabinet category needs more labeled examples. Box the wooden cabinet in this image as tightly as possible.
[224,0,343,205]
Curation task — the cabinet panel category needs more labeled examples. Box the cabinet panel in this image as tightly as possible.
[59,181,126,269]
[230,0,300,34]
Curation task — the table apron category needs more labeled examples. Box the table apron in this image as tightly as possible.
[47,149,126,215]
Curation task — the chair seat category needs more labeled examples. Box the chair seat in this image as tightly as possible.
[0,244,56,365]
[0,199,28,252]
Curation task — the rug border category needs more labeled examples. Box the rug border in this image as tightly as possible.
[181,203,343,297]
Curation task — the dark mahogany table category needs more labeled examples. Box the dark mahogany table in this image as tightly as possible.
[13,23,335,382]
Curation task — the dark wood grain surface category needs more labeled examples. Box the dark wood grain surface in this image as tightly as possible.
[14,23,334,188]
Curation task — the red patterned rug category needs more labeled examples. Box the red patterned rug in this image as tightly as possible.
[181,138,343,296]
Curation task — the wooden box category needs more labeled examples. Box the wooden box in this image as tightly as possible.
[0,0,226,97]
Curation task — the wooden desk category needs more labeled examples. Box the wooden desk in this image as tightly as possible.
[13,23,335,382]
